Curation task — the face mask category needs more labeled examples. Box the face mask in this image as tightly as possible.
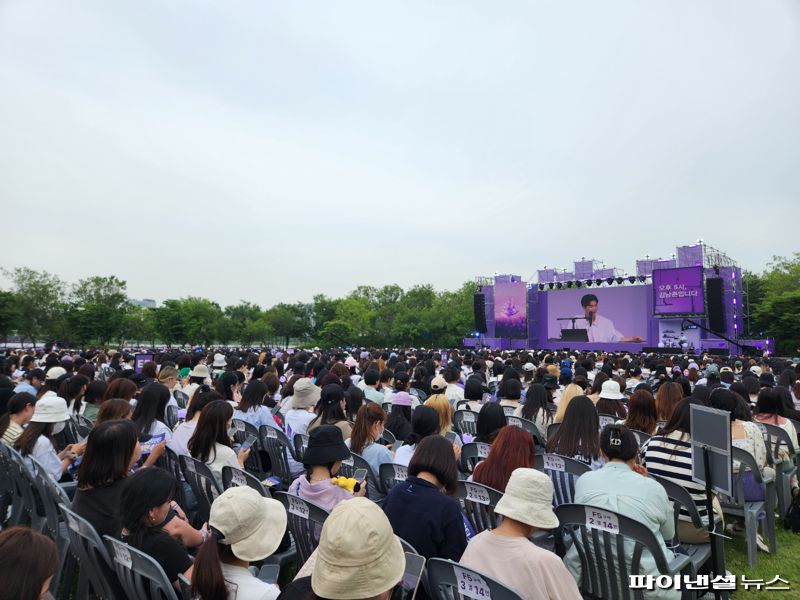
[52,421,66,434]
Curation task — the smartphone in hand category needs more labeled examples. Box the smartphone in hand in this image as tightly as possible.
[258,564,280,585]
[353,468,368,483]
[240,434,258,452]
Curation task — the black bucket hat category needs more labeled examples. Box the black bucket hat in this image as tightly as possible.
[303,424,351,466]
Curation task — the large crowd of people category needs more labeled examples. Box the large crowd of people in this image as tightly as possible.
[0,344,799,599]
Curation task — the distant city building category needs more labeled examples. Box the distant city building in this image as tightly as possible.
[134,298,157,308]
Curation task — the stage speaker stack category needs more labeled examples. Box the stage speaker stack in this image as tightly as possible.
[706,278,726,333]
[473,293,487,334]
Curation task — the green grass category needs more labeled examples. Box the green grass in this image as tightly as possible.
[724,525,800,597]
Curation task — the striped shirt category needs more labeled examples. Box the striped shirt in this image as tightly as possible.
[642,431,708,525]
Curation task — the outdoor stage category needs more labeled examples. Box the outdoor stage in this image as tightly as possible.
[463,243,767,355]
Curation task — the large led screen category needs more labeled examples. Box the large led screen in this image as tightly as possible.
[494,280,528,339]
[653,266,705,316]
[546,286,648,343]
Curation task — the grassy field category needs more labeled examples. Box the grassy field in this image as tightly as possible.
[724,525,800,597]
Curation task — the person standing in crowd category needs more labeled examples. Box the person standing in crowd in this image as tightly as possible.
[191,486,287,600]
[288,425,365,512]
[0,527,59,600]
[0,392,35,446]
[183,363,211,406]
[346,403,393,479]
[472,425,536,492]
[566,425,676,600]
[461,468,581,600]
[383,435,467,562]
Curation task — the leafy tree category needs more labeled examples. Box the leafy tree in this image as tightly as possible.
[3,267,66,345]
[265,303,309,347]
[68,275,131,343]
[0,290,18,340]
[751,254,800,355]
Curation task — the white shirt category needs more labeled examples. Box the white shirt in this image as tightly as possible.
[221,563,279,600]
[393,444,416,467]
[28,436,63,481]
[445,384,464,405]
[169,420,198,456]
[576,313,624,343]
[284,409,316,475]
[205,443,240,491]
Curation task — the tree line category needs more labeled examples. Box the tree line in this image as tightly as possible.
[0,253,797,353]
[0,268,477,349]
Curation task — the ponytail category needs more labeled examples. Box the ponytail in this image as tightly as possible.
[191,529,227,600]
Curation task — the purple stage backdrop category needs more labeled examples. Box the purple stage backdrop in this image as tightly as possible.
[546,287,649,344]
[494,280,527,339]
[653,267,704,316]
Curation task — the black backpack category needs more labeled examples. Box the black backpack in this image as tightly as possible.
[784,493,800,533]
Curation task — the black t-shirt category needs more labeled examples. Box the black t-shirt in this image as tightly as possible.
[71,480,127,539]
[277,576,313,600]
[124,529,192,583]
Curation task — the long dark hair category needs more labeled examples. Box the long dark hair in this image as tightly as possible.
[121,468,177,547]
[188,401,234,463]
[59,374,89,415]
[186,390,222,422]
[103,378,137,402]
[311,384,347,427]
[545,395,600,462]
[520,384,552,425]
[14,421,53,456]
[191,532,238,600]
[77,420,138,489]
[237,380,267,413]
[386,405,412,442]
[215,372,238,402]
[132,383,171,436]
[659,398,694,438]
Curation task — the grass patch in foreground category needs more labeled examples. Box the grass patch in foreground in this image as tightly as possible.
[723,525,800,597]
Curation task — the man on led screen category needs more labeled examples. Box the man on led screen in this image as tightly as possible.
[579,294,643,343]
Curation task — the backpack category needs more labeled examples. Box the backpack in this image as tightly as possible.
[784,493,800,533]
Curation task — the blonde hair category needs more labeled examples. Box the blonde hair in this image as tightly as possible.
[554,383,583,423]
[157,366,179,383]
[424,394,454,435]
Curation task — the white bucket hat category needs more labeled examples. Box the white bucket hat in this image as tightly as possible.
[189,364,211,378]
[31,396,70,423]
[212,353,227,368]
[312,498,405,599]
[599,380,625,401]
[45,366,67,381]
[209,487,287,562]
[494,468,559,529]
[292,378,322,409]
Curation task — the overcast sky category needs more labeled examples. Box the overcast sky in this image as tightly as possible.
[1,1,798,307]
